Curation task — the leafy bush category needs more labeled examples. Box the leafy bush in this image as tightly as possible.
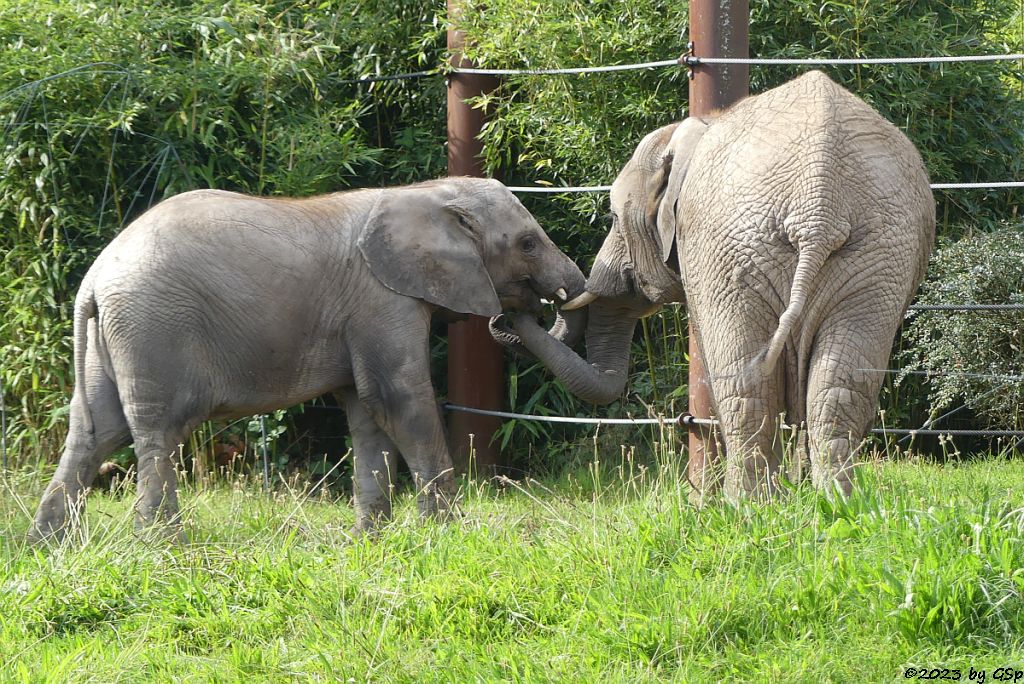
[900,225,1024,430]
[0,0,447,466]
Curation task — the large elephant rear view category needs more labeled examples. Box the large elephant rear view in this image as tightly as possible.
[507,71,935,501]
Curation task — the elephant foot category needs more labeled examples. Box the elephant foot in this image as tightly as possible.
[352,493,393,539]
[27,519,69,546]
[350,508,391,540]
[27,493,75,546]
[687,486,709,509]
[414,474,458,522]
[134,520,189,545]
[348,520,383,541]
[134,501,185,544]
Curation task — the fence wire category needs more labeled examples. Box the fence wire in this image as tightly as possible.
[452,58,681,76]
[507,181,1024,194]
[339,69,441,85]
[907,303,1024,312]
[863,368,1024,382]
[443,404,1024,439]
[931,181,1024,189]
[682,53,1024,67]
[453,52,1024,75]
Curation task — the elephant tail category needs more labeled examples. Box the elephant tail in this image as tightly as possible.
[72,274,98,444]
[759,244,832,376]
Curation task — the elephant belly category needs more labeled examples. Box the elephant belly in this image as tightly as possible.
[205,338,355,421]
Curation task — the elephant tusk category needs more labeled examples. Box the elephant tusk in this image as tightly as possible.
[555,288,568,301]
[561,291,598,311]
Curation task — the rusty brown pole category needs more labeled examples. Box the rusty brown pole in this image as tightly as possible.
[687,0,749,502]
[446,0,504,472]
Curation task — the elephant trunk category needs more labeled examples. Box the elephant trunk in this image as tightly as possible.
[547,306,588,348]
[510,300,637,405]
[489,305,588,360]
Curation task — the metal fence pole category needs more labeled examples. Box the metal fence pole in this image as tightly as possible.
[446,0,505,473]
[687,0,749,502]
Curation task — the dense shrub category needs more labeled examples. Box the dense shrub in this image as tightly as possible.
[901,226,1024,431]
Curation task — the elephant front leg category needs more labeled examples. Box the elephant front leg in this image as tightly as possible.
[383,387,457,521]
[362,374,456,522]
[338,389,400,535]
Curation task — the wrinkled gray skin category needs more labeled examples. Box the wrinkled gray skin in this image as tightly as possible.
[503,71,935,501]
[29,177,585,543]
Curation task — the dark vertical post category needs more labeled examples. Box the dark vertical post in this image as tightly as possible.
[446,0,504,472]
[687,0,749,501]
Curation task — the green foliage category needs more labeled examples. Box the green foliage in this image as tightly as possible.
[900,225,1024,430]
[0,0,447,465]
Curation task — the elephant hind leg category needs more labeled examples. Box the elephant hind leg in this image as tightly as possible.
[805,313,891,497]
[368,377,455,521]
[118,381,201,539]
[119,390,198,539]
[717,376,786,502]
[129,427,190,537]
[29,351,131,544]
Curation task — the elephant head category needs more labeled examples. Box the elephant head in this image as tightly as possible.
[496,119,710,404]
[358,177,587,318]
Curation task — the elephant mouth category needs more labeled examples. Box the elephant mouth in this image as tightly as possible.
[498,280,570,314]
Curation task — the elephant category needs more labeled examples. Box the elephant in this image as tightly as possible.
[499,71,935,501]
[28,177,586,543]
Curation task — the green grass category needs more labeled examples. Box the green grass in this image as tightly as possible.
[3,449,1024,682]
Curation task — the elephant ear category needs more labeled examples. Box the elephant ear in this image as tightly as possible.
[655,117,710,262]
[358,186,501,317]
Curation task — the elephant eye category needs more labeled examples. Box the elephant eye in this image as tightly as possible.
[520,235,538,253]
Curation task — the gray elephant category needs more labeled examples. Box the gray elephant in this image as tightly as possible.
[29,177,585,543]
[501,71,935,501]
